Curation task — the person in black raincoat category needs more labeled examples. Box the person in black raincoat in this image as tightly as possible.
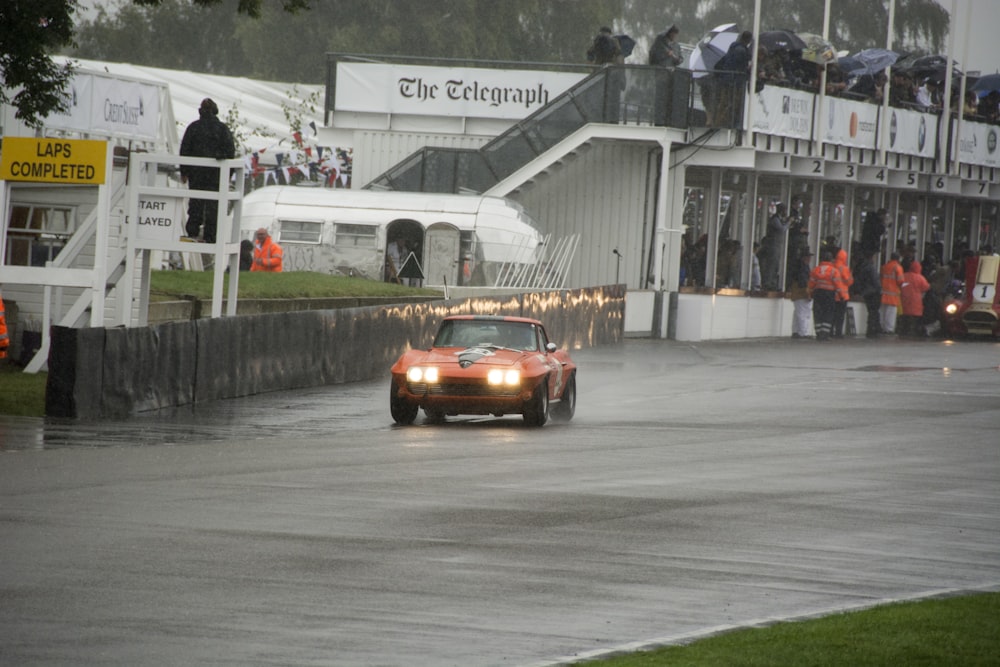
[180,98,237,243]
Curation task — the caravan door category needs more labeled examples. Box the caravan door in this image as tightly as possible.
[424,223,460,287]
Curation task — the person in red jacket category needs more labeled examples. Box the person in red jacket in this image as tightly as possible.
[880,252,904,334]
[808,249,844,341]
[251,227,283,272]
[0,288,9,360]
[832,246,854,338]
[898,257,930,337]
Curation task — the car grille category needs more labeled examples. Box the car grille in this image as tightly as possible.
[964,311,998,325]
[407,381,520,398]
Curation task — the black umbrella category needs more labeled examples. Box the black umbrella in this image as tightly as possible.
[616,34,636,58]
[971,73,1000,95]
[758,29,807,53]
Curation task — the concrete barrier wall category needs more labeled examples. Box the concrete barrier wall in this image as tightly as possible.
[46,286,624,419]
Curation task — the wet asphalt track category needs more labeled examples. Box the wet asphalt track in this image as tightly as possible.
[1,337,999,666]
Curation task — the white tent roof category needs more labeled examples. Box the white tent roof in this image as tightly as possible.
[57,57,324,154]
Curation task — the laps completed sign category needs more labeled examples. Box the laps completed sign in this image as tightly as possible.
[0,137,107,184]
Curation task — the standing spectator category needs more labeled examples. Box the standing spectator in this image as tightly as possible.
[759,202,789,291]
[750,241,762,291]
[649,25,682,124]
[921,254,947,336]
[180,98,237,244]
[880,252,904,334]
[860,208,889,257]
[788,249,814,338]
[832,246,854,338]
[712,30,753,126]
[0,287,9,360]
[808,249,842,341]
[898,258,930,337]
[649,26,683,67]
[587,27,623,65]
[251,227,283,272]
[785,215,809,288]
[239,239,254,271]
[854,251,883,338]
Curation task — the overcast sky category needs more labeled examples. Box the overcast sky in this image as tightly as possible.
[949,0,999,74]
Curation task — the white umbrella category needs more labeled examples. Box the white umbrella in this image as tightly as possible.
[688,23,740,78]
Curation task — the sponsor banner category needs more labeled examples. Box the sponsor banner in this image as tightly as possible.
[0,137,107,184]
[823,97,878,149]
[44,71,161,140]
[335,62,584,120]
[750,85,814,140]
[885,108,936,158]
[955,119,1000,168]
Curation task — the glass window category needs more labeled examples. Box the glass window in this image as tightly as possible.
[334,223,377,248]
[4,204,75,266]
[279,219,322,243]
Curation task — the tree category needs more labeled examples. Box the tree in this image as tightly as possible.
[1,0,309,128]
[0,0,78,128]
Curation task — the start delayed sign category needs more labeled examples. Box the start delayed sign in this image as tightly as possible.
[0,137,107,184]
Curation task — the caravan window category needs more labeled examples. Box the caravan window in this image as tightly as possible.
[334,223,377,248]
[279,220,322,244]
[4,204,76,267]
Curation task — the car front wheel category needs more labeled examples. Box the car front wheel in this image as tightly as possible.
[390,379,418,425]
[522,379,549,427]
[550,373,575,423]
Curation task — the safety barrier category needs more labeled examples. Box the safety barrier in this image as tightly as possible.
[45,285,624,419]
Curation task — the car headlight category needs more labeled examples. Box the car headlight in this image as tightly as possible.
[945,303,959,315]
[488,369,521,385]
[407,366,439,382]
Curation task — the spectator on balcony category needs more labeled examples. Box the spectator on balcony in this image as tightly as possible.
[712,30,754,126]
[978,91,1000,123]
[889,69,916,107]
[757,46,788,88]
[849,70,887,103]
[963,90,981,119]
[649,25,683,67]
[915,77,941,111]
[587,27,623,66]
[825,64,849,96]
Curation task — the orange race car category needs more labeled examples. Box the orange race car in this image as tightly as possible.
[390,315,577,426]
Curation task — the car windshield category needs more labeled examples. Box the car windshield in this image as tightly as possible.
[434,320,538,351]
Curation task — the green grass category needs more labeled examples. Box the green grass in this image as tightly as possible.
[0,361,47,417]
[149,270,442,300]
[572,592,1000,666]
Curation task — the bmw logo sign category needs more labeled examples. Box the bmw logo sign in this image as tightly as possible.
[918,115,926,151]
[989,129,998,154]
[889,111,898,147]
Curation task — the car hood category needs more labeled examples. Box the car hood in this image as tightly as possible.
[423,347,523,367]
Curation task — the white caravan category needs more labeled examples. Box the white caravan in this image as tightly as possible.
[239,186,544,287]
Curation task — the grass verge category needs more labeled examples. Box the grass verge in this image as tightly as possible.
[572,592,1000,666]
[0,362,46,417]
[149,270,442,300]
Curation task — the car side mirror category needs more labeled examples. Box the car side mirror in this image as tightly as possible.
[545,342,557,353]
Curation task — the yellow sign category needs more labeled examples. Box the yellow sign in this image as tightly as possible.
[0,137,108,184]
